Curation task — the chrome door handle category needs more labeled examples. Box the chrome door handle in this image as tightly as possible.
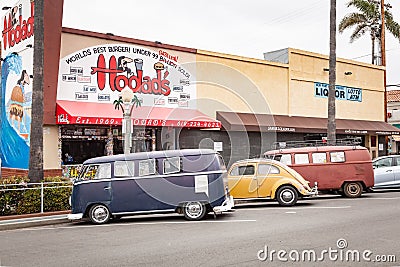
[104,186,111,190]
[386,170,393,172]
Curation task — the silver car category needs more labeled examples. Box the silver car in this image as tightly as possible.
[372,156,400,188]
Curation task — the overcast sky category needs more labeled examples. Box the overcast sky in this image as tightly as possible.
[2,0,400,85]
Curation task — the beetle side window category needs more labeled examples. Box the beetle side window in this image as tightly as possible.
[312,153,327,163]
[114,161,134,177]
[330,151,345,163]
[139,159,156,176]
[294,154,309,164]
[230,165,255,176]
[258,164,280,175]
[395,157,400,166]
[163,157,181,174]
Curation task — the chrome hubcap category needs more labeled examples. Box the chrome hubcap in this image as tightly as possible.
[93,206,108,222]
[281,190,294,203]
[186,202,203,218]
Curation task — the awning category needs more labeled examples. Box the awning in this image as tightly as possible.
[56,100,221,128]
[217,111,400,135]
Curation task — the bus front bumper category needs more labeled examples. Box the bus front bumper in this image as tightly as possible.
[213,195,234,214]
[68,213,83,220]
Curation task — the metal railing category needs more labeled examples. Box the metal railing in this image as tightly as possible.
[0,181,72,214]
[271,137,362,150]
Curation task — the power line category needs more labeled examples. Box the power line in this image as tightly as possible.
[264,0,325,25]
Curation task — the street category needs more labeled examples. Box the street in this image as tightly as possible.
[0,190,399,267]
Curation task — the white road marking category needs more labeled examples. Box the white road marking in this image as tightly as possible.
[238,205,351,211]
[368,197,400,200]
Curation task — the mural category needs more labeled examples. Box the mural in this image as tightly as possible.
[0,0,34,169]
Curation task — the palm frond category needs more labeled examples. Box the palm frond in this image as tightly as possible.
[385,11,400,40]
[339,13,368,33]
[349,24,369,42]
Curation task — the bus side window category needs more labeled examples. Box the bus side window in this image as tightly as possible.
[279,154,292,165]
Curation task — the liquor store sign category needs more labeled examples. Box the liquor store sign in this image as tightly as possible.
[314,82,362,102]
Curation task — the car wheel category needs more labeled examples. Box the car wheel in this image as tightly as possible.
[276,186,298,206]
[183,201,207,221]
[343,182,363,198]
[89,204,111,224]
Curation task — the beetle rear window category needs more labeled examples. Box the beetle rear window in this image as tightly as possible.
[258,164,280,175]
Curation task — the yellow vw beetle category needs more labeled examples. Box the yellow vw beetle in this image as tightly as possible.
[227,158,317,206]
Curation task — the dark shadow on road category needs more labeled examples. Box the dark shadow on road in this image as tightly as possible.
[68,210,237,226]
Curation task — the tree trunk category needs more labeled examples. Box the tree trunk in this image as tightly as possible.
[28,0,44,182]
[327,0,337,145]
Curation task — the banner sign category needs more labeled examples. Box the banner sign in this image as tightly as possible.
[314,82,362,102]
[57,44,196,109]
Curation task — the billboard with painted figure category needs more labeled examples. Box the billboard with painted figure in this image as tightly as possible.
[1,0,34,169]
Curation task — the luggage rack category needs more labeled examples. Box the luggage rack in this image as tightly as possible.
[271,137,362,150]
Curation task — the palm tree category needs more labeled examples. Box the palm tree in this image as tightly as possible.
[328,0,337,145]
[339,0,400,64]
[114,92,141,153]
[28,0,44,182]
[113,95,141,114]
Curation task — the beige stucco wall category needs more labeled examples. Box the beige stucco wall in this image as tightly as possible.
[196,50,289,118]
[288,48,385,121]
[43,125,60,169]
[196,48,385,122]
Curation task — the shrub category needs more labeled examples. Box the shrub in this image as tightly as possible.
[0,176,72,216]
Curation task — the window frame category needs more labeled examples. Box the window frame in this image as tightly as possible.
[294,153,310,164]
[330,151,346,163]
[114,161,135,177]
[139,158,157,177]
[163,157,181,175]
[258,164,280,175]
[312,152,327,164]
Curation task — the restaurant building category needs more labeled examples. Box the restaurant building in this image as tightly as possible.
[1,0,398,177]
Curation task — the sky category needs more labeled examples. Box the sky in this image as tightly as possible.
[1,0,400,85]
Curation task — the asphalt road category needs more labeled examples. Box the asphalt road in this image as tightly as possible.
[0,190,399,267]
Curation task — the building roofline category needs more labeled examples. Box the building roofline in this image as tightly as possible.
[62,27,197,54]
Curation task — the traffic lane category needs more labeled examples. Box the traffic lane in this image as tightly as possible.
[0,191,399,267]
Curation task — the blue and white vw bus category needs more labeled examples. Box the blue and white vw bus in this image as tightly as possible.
[68,149,233,224]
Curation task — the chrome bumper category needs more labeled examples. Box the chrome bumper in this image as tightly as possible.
[306,185,318,197]
[67,213,83,220]
[213,195,234,214]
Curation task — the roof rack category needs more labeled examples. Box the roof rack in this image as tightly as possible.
[271,137,362,150]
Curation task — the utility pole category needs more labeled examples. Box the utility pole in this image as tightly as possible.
[381,0,387,122]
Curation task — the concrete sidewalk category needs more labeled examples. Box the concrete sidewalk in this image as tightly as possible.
[0,211,71,231]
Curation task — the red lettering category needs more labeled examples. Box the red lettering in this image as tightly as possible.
[2,2,35,51]
[91,57,171,96]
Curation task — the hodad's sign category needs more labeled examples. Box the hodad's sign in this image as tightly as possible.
[57,44,196,109]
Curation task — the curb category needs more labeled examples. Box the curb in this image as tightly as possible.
[0,211,71,231]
